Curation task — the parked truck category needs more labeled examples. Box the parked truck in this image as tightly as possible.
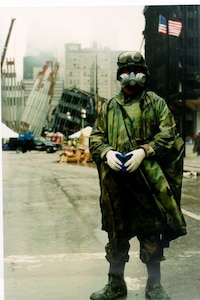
[4,132,58,153]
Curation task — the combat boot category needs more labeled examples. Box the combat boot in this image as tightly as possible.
[90,274,127,300]
[145,262,171,300]
[145,282,171,300]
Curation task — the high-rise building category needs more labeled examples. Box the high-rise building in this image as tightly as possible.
[64,43,121,100]
[143,5,200,139]
[23,53,57,80]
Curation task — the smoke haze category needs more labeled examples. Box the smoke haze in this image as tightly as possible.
[0,5,145,79]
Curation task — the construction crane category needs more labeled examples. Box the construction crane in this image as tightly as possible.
[1,18,16,73]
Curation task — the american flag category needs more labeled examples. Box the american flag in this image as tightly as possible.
[158,15,167,34]
[168,20,182,37]
[158,14,182,37]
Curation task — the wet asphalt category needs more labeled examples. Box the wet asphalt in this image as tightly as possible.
[2,144,200,300]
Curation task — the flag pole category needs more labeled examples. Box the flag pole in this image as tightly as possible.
[166,6,169,104]
[182,5,187,156]
[139,36,144,53]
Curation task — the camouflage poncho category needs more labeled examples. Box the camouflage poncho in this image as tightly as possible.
[89,90,187,247]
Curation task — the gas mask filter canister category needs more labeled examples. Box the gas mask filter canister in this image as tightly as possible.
[119,71,146,88]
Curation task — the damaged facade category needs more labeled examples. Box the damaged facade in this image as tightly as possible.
[50,87,105,136]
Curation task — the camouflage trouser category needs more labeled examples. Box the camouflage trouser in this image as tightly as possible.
[105,233,164,265]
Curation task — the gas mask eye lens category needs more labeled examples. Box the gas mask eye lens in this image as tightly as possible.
[118,52,132,63]
[132,52,142,62]
[118,51,142,64]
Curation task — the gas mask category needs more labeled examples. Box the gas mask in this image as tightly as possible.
[119,71,146,88]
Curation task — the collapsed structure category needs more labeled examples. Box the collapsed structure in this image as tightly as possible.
[20,61,59,136]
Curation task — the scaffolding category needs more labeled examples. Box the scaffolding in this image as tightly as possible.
[1,59,25,130]
[1,18,24,131]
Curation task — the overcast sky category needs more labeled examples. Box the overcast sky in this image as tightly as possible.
[0,5,146,80]
[0,0,198,79]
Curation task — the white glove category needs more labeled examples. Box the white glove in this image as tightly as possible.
[124,148,145,172]
[106,150,122,171]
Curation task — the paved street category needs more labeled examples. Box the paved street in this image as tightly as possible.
[2,146,200,300]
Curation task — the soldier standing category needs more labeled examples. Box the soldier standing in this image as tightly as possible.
[89,51,187,300]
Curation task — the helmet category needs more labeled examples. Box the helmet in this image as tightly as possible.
[116,51,148,80]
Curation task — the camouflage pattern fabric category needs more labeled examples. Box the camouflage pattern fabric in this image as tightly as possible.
[89,90,187,247]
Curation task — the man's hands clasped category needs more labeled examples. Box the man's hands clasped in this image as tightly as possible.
[106,148,146,173]
[124,149,145,172]
[106,150,123,171]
